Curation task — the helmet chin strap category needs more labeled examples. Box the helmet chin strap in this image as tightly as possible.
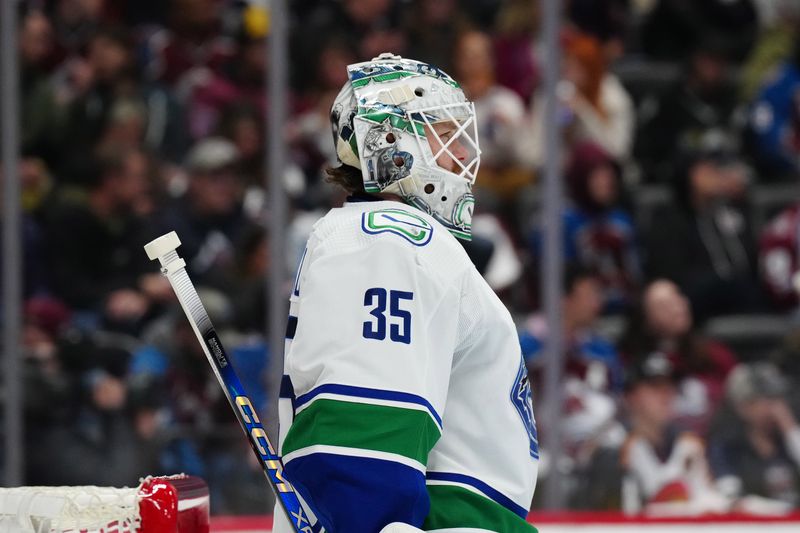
[383,174,421,196]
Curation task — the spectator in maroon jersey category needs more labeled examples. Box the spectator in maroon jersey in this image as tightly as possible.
[620,279,738,436]
[760,203,800,310]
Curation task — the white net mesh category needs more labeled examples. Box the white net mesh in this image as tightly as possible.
[0,484,141,533]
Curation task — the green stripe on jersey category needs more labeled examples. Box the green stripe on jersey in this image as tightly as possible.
[424,484,537,532]
[282,399,440,465]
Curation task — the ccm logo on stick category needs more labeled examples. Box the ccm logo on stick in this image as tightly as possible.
[235,396,292,493]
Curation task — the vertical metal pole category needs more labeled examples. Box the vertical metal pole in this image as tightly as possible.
[2,0,24,486]
[540,0,565,509]
[265,0,289,446]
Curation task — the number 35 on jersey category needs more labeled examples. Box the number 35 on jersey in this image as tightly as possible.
[363,288,413,344]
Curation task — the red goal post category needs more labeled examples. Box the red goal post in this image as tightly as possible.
[0,474,209,533]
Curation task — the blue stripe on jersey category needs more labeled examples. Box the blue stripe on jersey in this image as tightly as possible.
[285,315,298,339]
[279,375,295,400]
[294,383,442,428]
[426,471,528,519]
[284,452,429,532]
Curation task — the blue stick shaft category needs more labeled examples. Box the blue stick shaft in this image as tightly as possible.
[156,254,316,532]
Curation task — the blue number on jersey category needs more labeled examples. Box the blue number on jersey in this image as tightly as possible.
[511,357,539,459]
[363,288,413,344]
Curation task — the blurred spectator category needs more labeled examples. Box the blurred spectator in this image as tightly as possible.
[521,265,622,416]
[26,322,160,487]
[470,214,524,295]
[287,37,357,207]
[19,157,53,297]
[404,0,470,74]
[57,25,188,178]
[640,0,757,63]
[19,8,63,163]
[567,0,630,63]
[49,0,108,60]
[707,363,800,511]
[759,202,800,310]
[746,40,800,179]
[21,297,72,429]
[292,0,407,92]
[560,142,639,311]
[519,31,634,168]
[139,0,234,87]
[636,40,741,184]
[453,30,531,206]
[154,137,249,285]
[58,25,137,180]
[187,5,271,141]
[620,351,729,515]
[644,149,761,320]
[208,223,271,333]
[620,280,738,435]
[132,288,269,512]
[739,0,800,103]
[492,0,540,103]
[216,104,265,188]
[521,265,620,384]
[41,146,158,328]
[521,265,626,507]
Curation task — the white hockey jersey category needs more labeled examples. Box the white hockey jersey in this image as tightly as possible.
[274,197,538,532]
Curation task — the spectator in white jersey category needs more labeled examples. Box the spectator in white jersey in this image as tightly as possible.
[273,54,538,533]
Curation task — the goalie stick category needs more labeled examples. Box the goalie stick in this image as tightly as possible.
[144,231,316,533]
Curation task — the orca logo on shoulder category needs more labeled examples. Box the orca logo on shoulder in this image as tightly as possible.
[511,357,539,459]
[362,208,434,246]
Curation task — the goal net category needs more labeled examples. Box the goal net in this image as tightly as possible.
[0,474,209,533]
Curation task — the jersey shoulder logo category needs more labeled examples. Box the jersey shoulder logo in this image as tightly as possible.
[361,208,434,246]
[511,357,539,459]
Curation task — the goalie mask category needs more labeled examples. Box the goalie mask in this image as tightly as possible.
[330,53,481,240]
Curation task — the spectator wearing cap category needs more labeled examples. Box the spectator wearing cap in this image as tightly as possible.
[644,148,762,321]
[154,137,248,287]
[707,363,800,509]
[620,280,738,436]
[620,351,729,515]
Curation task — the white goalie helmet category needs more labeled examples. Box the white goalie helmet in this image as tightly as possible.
[330,53,481,240]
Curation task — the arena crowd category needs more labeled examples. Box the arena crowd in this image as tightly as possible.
[4,0,800,516]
